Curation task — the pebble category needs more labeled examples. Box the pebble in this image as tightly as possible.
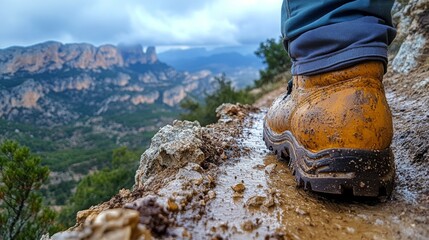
[264,164,277,174]
[375,219,384,225]
[208,190,216,199]
[295,207,308,216]
[346,227,356,234]
[232,183,246,193]
[246,196,266,208]
[241,220,256,232]
[167,198,179,212]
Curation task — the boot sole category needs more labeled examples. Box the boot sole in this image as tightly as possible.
[263,122,395,197]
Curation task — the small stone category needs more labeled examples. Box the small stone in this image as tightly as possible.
[167,198,179,212]
[264,164,277,174]
[375,219,384,225]
[208,190,216,199]
[253,164,265,170]
[219,222,229,231]
[346,227,356,234]
[246,196,266,208]
[295,207,308,216]
[232,183,246,193]
[241,220,255,232]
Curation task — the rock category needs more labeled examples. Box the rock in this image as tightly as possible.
[118,44,147,65]
[241,220,256,232]
[295,207,308,216]
[231,183,246,193]
[51,209,148,240]
[0,42,163,75]
[124,195,171,235]
[391,0,429,73]
[264,163,277,174]
[167,198,179,212]
[162,85,187,106]
[215,103,256,122]
[146,46,158,63]
[246,196,266,208]
[208,190,216,199]
[241,219,262,232]
[346,227,356,234]
[134,120,205,188]
[177,166,204,185]
[253,164,265,170]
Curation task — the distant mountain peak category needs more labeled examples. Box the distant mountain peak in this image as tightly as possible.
[0,42,159,75]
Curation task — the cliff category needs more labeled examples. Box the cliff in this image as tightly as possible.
[0,42,158,75]
[0,42,212,125]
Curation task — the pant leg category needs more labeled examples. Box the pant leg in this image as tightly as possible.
[281,0,396,75]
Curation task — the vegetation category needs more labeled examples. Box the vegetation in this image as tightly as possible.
[0,102,175,206]
[254,37,292,87]
[0,140,56,240]
[180,74,254,125]
[57,146,140,229]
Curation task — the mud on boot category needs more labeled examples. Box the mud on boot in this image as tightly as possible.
[263,61,395,197]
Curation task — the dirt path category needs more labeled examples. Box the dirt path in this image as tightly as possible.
[183,108,428,239]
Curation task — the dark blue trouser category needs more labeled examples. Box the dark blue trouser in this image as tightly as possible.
[281,0,397,75]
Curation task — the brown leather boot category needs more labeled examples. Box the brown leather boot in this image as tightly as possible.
[263,61,395,197]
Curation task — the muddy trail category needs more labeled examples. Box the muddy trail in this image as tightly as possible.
[53,62,429,239]
[193,112,427,240]
[168,67,429,239]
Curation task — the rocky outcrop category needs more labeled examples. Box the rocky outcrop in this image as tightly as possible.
[391,0,429,73]
[50,104,253,239]
[134,120,205,187]
[0,42,159,75]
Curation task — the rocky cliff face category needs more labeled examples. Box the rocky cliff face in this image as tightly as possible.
[0,42,212,125]
[391,0,429,73]
[0,42,159,75]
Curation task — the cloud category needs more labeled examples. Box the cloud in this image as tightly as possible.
[0,0,282,48]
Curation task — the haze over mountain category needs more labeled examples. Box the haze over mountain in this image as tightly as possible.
[159,46,263,88]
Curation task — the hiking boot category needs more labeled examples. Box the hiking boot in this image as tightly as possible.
[263,61,395,197]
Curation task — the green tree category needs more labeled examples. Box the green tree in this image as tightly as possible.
[0,140,56,240]
[254,37,292,87]
[58,146,139,228]
[180,74,254,125]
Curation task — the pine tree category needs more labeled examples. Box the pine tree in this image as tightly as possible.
[254,37,292,87]
[0,140,56,240]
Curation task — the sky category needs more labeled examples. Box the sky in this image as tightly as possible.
[0,0,282,50]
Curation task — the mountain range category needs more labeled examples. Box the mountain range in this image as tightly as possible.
[0,41,212,126]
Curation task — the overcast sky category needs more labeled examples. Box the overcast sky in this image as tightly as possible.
[0,0,282,50]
